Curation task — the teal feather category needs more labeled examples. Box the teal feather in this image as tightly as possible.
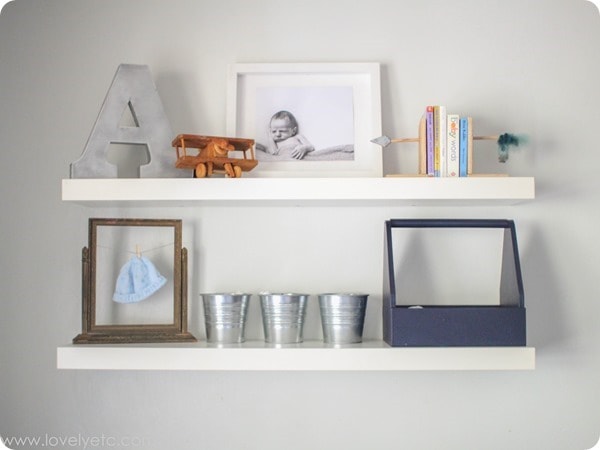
[497,133,527,163]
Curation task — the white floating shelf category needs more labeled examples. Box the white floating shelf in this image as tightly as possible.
[57,341,535,371]
[61,177,535,206]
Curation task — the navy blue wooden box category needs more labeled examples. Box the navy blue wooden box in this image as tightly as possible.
[383,219,526,347]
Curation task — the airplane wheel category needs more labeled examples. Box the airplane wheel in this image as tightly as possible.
[224,163,235,178]
[195,163,207,178]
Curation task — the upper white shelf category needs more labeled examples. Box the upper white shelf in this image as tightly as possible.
[57,341,535,371]
[61,177,535,206]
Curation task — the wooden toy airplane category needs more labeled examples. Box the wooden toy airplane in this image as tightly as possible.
[172,134,258,178]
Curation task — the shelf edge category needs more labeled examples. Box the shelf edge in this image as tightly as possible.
[61,177,535,204]
[57,343,535,371]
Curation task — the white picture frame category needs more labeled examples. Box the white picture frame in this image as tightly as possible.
[226,63,382,178]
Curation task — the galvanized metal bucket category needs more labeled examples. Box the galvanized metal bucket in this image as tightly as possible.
[259,293,308,344]
[201,293,251,344]
[318,293,368,345]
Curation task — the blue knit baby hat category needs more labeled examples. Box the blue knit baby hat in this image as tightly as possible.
[113,256,167,303]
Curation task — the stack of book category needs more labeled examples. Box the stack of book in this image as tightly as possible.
[424,106,472,177]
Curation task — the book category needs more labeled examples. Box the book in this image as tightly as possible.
[459,117,469,177]
[447,114,460,177]
[426,106,434,176]
[467,116,473,175]
[433,106,447,177]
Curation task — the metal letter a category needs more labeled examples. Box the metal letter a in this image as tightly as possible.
[70,64,187,178]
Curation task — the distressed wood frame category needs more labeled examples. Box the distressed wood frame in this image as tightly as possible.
[73,218,196,344]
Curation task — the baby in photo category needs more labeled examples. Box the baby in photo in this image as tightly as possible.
[256,110,315,160]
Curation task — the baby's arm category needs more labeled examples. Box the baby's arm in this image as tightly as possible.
[290,134,315,160]
[255,142,267,152]
[256,141,278,155]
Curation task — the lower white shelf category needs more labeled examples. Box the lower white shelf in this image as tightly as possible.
[57,341,535,371]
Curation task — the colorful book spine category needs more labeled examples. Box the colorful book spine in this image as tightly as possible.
[467,116,473,176]
[447,114,460,177]
[459,117,469,177]
[426,106,434,176]
[433,106,447,177]
[438,106,447,177]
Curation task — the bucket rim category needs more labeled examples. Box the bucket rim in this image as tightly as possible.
[318,293,369,297]
[200,292,253,297]
[259,292,310,297]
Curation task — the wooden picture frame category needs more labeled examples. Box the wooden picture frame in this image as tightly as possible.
[226,63,382,178]
[73,218,196,344]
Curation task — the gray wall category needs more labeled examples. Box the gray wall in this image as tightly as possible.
[1,0,600,449]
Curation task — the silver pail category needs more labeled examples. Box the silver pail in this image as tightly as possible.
[260,293,308,344]
[201,293,251,344]
[318,293,368,345]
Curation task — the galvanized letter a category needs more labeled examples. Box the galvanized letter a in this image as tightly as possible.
[70,64,185,178]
